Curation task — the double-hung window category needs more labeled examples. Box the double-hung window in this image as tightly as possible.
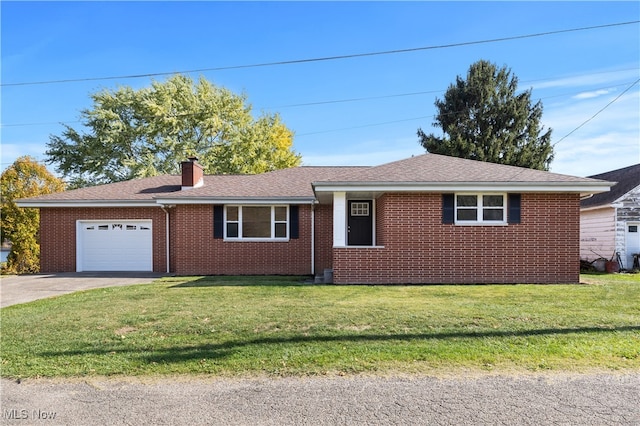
[225,206,289,240]
[455,194,506,224]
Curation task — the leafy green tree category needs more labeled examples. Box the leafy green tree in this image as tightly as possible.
[1,157,65,273]
[418,60,553,170]
[47,74,301,187]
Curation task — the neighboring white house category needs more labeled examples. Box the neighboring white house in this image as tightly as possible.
[580,163,640,270]
[0,240,10,264]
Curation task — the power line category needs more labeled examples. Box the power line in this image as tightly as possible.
[553,78,640,146]
[271,78,639,110]
[2,80,637,166]
[271,89,444,109]
[2,21,638,87]
[0,89,445,127]
[298,116,433,136]
[298,82,640,137]
[2,76,638,129]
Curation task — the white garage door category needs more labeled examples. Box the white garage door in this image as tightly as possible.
[77,221,153,272]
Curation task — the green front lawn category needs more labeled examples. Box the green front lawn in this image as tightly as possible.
[1,274,639,378]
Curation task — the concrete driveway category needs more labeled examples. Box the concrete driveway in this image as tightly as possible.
[0,272,164,308]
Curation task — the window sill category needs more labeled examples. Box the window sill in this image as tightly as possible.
[454,222,508,226]
[224,238,290,242]
[334,245,385,249]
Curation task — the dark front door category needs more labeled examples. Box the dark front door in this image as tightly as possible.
[348,200,373,246]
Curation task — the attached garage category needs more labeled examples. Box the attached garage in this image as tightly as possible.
[76,220,153,272]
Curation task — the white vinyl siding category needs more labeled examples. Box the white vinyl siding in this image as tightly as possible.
[579,208,615,262]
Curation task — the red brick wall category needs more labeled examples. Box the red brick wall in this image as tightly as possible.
[332,193,580,284]
[376,196,386,246]
[172,204,313,275]
[38,193,580,283]
[313,204,334,275]
[39,207,167,273]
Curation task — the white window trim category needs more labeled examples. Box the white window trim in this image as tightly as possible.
[224,205,290,241]
[455,193,507,225]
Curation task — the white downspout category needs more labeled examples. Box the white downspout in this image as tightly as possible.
[311,203,315,276]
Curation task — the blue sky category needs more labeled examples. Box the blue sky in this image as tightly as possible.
[2,1,639,178]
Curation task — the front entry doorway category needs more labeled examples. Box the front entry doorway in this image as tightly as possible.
[347,200,373,246]
[626,222,640,269]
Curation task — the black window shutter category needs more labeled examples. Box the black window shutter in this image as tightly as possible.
[213,205,224,238]
[290,205,299,239]
[508,194,521,224]
[442,194,455,224]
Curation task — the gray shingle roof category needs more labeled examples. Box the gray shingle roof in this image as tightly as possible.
[317,154,602,184]
[161,166,365,200]
[581,163,640,208]
[17,175,182,203]
[17,154,612,207]
[17,167,363,204]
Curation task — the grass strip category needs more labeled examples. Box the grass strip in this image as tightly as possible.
[1,274,638,378]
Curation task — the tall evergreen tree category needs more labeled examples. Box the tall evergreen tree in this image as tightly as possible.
[418,60,553,170]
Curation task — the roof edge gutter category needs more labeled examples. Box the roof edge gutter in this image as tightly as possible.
[153,197,317,205]
[312,181,614,194]
[15,201,159,208]
[580,202,624,212]
[16,197,319,208]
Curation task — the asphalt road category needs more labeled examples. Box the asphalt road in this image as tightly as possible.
[2,373,638,425]
[2,275,638,424]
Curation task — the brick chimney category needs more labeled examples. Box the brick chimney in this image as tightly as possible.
[181,157,204,190]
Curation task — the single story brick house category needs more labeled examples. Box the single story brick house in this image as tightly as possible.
[17,154,612,284]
